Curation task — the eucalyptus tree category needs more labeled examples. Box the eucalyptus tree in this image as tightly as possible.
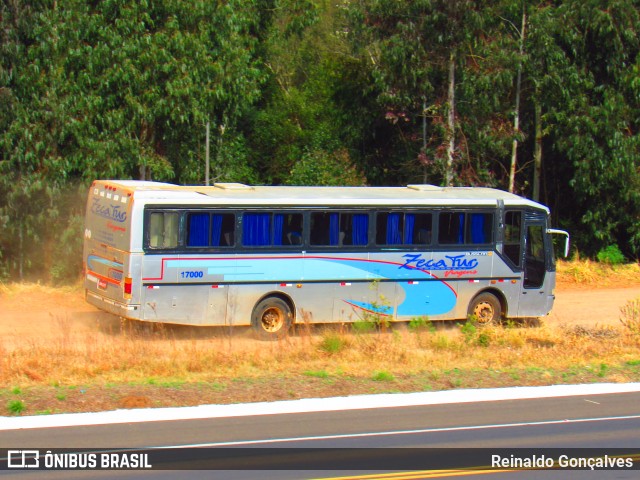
[0,0,56,278]
[345,0,488,186]
[0,0,273,279]
[246,0,370,186]
[546,0,640,256]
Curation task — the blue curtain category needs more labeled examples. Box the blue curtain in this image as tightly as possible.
[404,214,415,244]
[471,213,486,244]
[243,213,271,246]
[273,214,284,246]
[329,213,339,245]
[211,214,223,246]
[458,213,465,244]
[386,213,402,245]
[352,214,368,246]
[188,213,209,247]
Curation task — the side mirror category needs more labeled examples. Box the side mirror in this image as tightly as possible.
[547,229,570,257]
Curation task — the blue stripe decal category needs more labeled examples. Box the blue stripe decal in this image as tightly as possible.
[165,257,457,316]
[330,259,456,316]
[87,255,123,271]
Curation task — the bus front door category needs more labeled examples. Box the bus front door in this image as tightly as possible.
[517,223,551,317]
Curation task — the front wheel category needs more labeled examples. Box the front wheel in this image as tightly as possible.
[251,297,293,340]
[467,292,502,326]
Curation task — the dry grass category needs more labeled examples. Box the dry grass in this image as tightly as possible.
[556,259,640,288]
[2,317,640,415]
[2,260,640,416]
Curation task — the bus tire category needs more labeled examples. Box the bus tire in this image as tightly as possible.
[467,292,502,326]
[251,297,293,340]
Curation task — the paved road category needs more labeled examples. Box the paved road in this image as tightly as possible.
[2,387,640,479]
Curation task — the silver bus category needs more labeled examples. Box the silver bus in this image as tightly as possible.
[83,180,569,338]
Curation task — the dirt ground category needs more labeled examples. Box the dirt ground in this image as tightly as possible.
[1,281,638,341]
[1,279,640,416]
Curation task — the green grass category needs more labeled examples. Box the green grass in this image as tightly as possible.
[7,400,26,415]
[319,334,347,354]
[304,370,330,379]
[372,371,395,382]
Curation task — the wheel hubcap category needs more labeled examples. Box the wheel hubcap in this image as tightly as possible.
[473,301,494,324]
[261,307,284,332]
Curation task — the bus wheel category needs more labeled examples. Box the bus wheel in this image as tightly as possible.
[251,297,293,340]
[468,293,502,326]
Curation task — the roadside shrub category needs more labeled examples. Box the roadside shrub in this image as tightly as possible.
[460,321,477,343]
[408,316,435,333]
[319,333,347,354]
[597,245,626,265]
[477,332,490,347]
[372,371,395,382]
[8,400,25,415]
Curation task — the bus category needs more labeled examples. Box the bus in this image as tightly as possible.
[83,180,569,338]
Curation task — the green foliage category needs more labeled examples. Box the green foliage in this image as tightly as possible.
[7,400,25,415]
[596,245,626,265]
[1,0,639,279]
[372,371,395,382]
[460,321,477,343]
[319,333,346,355]
[352,318,377,333]
[0,0,275,279]
[304,370,329,379]
[597,363,608,378]
[408,317,435,333]
[477,332,491,348]
[288,148,365,186]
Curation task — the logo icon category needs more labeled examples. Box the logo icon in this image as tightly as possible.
[8,450,40,469]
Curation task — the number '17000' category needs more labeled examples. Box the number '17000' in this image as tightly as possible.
[181,271,204,279]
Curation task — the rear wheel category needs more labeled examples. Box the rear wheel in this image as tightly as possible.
[467,292,502,326]
[251,297,293,340]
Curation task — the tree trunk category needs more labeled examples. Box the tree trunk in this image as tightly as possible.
[205,121,210,186]
[509,6,526,193]
[533,101,542,202]
[422,99,428,184]
[445,52,455,187]
[214,123,226,183]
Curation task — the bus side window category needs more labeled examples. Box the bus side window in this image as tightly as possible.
[467,213,493,244]
[438,212,465,245]
[341,213,368,246]
[310,212,368,247]
[218,214,235,247]
[504,210,522,267]
[187,212,235,248]
[410,213,432,245]
[310,212,338,246]
[376,212,403,245]
[376,212,432,246]
[438,211,492,246]
[149,212,179,249]
[281,213,303,246]
[243,213,271,246]
[188,213,210,247]
[242,212,303,247]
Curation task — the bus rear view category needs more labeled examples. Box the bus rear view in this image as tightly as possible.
[83,180,141,318]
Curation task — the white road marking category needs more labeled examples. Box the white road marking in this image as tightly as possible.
[1,382,639,431]
[150,414,640,448]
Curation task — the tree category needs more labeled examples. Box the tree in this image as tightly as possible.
[544,0,640,256]
[247,0,368,184]
[345,0,487,186]
[0,0,272,279]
